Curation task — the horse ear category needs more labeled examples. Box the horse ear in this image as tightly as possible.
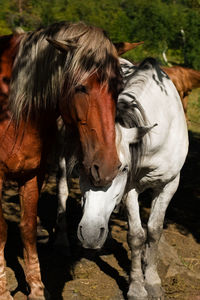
[46,38,76,52]
[114,41,144,56]
[120,123,157,144]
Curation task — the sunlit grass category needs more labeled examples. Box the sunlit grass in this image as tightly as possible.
[188,88,200,134]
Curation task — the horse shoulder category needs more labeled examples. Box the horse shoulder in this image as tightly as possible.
[0,121,44,176]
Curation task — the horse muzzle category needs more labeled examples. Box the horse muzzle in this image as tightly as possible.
[77,220,108,249]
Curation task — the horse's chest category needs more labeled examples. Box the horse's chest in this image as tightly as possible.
[0,126,42,177]
[4,150,41,176]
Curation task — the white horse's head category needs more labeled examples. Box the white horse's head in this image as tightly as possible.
[77,123,154,249]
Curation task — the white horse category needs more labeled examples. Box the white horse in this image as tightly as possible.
[77,57,189,300]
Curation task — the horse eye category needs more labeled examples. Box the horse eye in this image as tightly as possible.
[3,77,10,85]
[75,85,88,94]
[122,165,128,173]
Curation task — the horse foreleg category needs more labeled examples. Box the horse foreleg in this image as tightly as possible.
[54,156,70,255]
[126,189,148,300]
[0,178,13,300]
[19,176,48,300]
[144,174,180,299]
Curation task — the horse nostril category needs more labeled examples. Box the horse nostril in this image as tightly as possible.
[91,164,100,182]
[97,227,105,242]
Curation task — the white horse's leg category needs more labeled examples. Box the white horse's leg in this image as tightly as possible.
[57,157,68,215]
[126,189,148,300]
[144,174,180,299]
[55,156,70,254]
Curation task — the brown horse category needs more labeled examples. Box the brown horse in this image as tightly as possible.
[0,22,124,300]
[163,65,200,118]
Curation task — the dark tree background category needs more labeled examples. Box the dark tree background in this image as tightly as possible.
[1,0,200,68]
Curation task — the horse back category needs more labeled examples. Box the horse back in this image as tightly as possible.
[162,65,198,97]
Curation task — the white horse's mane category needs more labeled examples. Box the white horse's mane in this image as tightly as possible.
[115,123,132,171]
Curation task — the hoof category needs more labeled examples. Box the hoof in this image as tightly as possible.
[28,288,50,300]
[0,290,13,300]
[127,284,148,300]
[145,283,164,299]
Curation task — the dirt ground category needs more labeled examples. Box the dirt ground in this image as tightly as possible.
[2,130,200,300]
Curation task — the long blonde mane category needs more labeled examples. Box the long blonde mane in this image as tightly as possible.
[9,21,122,123]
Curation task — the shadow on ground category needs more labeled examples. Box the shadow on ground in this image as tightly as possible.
[166,130,200,241]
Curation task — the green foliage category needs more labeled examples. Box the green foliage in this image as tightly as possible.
[182,9,200,69]
[0,0,200,69]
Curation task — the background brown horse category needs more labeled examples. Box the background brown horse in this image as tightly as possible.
[162,65,200,119]
[0,22,123,300]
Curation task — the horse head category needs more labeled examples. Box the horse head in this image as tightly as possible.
[77,123,154,249]
[47,35,144,187]
[59,72,121,187]
[47,27,124,187]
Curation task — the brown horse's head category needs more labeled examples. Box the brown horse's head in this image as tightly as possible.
[47,24,124,186]
[61,73,121,186]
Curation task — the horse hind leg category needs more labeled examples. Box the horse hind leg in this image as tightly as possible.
[144,175,180,299]
[19,176,50,300]
[0,178,13,300]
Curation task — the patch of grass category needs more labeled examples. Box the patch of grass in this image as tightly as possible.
[188,88,200,133]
